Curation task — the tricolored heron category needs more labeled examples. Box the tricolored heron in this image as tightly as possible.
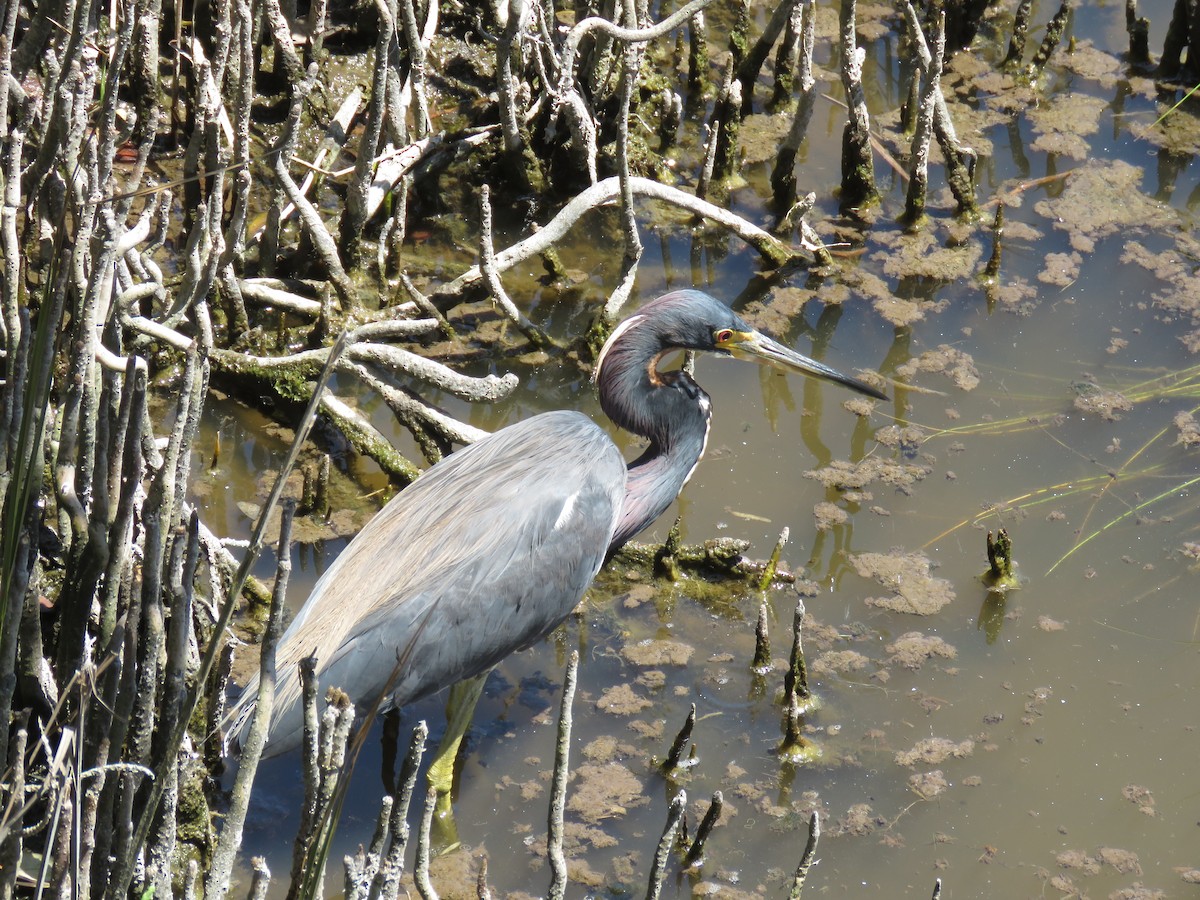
[230,290,885,790]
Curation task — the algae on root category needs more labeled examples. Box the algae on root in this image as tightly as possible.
[982,527,1020,592]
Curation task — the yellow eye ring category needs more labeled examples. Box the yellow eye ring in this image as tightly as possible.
[715,329,734,343]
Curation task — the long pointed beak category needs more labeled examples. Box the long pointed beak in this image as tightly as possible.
[726,330,889,401]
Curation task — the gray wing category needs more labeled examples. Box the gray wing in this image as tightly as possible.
[235,410,626,757]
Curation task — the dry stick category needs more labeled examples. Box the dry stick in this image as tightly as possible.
[646,791,686,900]
[398,275,456,339]
[494,0,525,155]
[348,344,519,402]
[737,0,800,115]
[438,176,809,298]
[547,651,580,900]
[91,574,140,895]
[770,0,802,109]
[342,0,393,260]
[297,696,357,900]
[238,281,324,318]
[900,2,976,215]
[349,795,393,898]
[553,0,720,180]
[343,361,490,446]
[218,0,255,324]
[147,512,202,898]
[687,10,707,93]
[658,89,683,150]
[414,786,440,900]
[207,503,296,899]
[0,102,26,388]
[903,9,944,226]
[249,858,272,900]
[681,791,722,868]
[696,121,721,201]
[0,0,22,147]
[398,0,433,139]
[838,0,877,210]
[321,394,424,484]
[711,60,742,182]
[97,360,146,649]
[770,0,815,211]
[479,185,549,347]
[181,860,199,900]
[251,91,363,247]
[287,658,322,900]
[307,0,329,60]
[272,71,357,308]
[615,28,644,267]
[0,715,28,900]
[600,27,646,325]
[374,722,428,899]
[787,811,820,899]
[117,335,351,900]
[129,313,510,403]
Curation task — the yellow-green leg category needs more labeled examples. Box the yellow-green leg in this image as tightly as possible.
[427,669,492,798]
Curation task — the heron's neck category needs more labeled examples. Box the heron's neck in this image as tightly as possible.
[598,327,712,553]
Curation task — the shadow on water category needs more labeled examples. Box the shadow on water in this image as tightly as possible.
[215,0,1200,896]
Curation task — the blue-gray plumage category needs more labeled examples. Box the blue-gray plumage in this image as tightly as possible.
[230,290,885,761]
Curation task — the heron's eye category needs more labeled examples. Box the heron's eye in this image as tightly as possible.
[714,329,734,344]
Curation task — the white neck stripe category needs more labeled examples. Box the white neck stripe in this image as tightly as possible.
[594,314,647,384]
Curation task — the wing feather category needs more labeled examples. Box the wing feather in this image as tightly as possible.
[235,410,626,755]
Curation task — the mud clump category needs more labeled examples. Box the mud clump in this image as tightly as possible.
[851,551,956,616]
[622,639,694,667]
[594,683,654,716]
[1037,250,1082,287]
[1034,160,1165,245]
[1027,93,1106,161]
[886,631,957,670]
[806,459,932,493]
[813,501,849,531]
[1072,383,1133,421]
[895,737,974,767]
[1098,847,1143,875]
[834,802,885,837]
[812,650,872,676]
[908,769,949,799]
[567,762,648,823]
[897,347,980,391]
[1173,411,1200,447]
[1120,238,1200,351]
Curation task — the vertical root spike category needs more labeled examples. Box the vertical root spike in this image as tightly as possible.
[661,703,696,772]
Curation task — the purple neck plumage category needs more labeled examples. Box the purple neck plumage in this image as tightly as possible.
[595,315,713,554]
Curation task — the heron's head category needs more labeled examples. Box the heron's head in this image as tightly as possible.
[597,290,887,401]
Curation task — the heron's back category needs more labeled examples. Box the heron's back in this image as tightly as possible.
[237,410,626,756]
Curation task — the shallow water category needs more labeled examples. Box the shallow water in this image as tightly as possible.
[222,0,1200,895]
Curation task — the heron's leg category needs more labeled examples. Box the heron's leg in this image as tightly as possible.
[427,669,492,797]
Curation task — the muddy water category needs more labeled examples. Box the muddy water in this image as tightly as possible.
[226,0,1200,895]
